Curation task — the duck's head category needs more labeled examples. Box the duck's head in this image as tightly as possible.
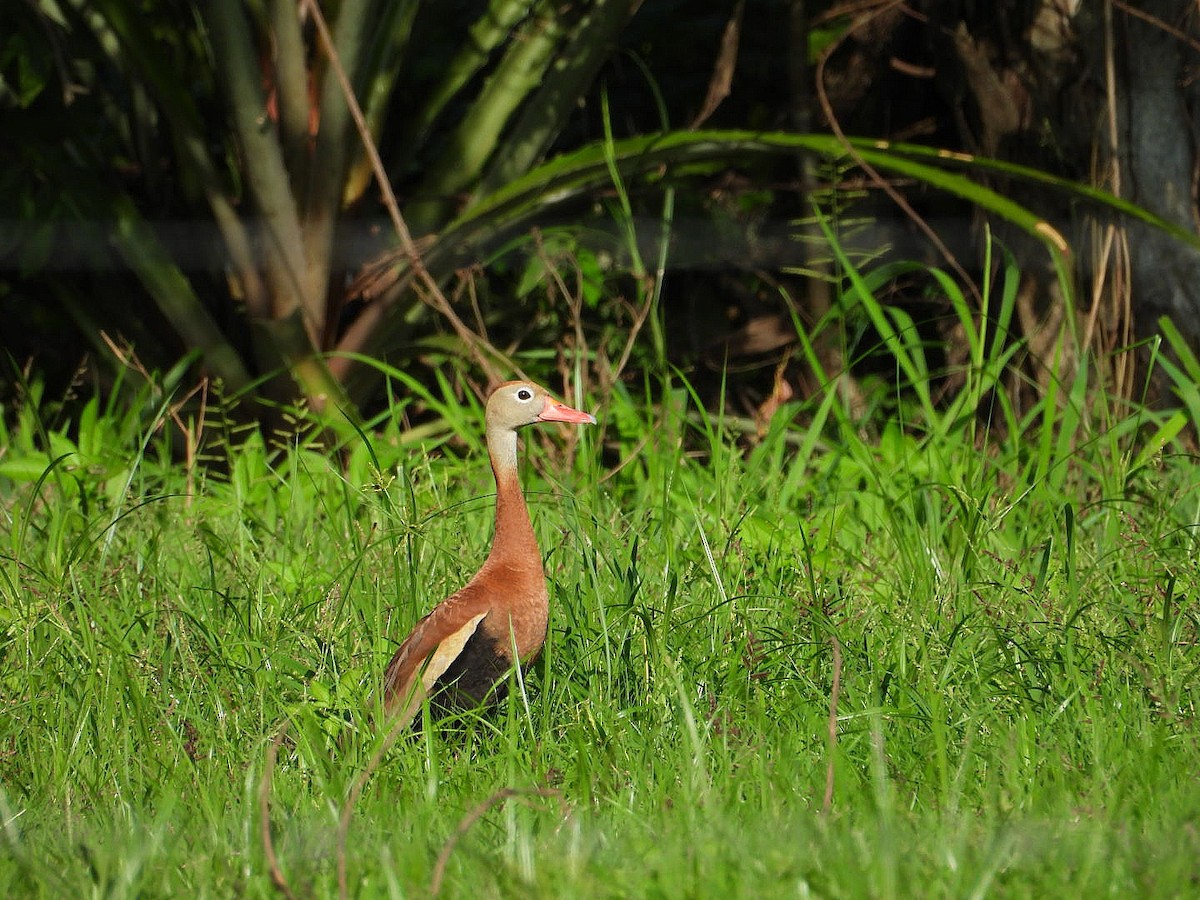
[486,381,596,432]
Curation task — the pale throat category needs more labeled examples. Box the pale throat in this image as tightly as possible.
[485,425,540,564]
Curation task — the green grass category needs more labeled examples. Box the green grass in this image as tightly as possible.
[1,357,1199,898]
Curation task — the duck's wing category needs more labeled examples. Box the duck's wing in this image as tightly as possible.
[381,590,490,727]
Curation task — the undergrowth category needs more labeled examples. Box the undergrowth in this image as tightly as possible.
[1,255,1199,897]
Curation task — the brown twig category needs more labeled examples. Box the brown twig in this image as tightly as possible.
[822,632,842,815]
[99,331,207,509]
[532,231,592,458]
[1094,0,1138,400]
[609,290,660,385]
[260,721,298,900]
[1112,0,1200,55]
[690,0,745,130]
[429,787,564,897]
[299,0,502,386]
[813,1,983,305]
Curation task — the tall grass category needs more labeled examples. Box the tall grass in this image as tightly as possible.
[1,252,1198,897]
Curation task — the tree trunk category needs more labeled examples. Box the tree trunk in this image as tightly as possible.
[1119,0,1200,347]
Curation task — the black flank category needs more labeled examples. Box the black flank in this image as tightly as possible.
[431,626,514,711]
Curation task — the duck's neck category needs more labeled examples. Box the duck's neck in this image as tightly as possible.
[485,426,541,570]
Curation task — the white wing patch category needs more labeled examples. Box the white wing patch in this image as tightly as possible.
[420,611,488,692]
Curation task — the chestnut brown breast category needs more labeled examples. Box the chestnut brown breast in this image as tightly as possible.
[380,381,594,728]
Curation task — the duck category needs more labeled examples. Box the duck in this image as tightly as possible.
[380,380,596,728]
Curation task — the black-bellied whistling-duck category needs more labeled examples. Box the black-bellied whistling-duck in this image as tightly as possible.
[380,380,595,728]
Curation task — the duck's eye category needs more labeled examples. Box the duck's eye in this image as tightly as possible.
[516,388,533,401]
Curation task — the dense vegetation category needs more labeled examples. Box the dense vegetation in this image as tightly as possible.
[2,245,1198,895]
[7,2,1199,419]
[3,3,1200,896]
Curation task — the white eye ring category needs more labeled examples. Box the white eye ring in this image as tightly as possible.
[516,388,533,401]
